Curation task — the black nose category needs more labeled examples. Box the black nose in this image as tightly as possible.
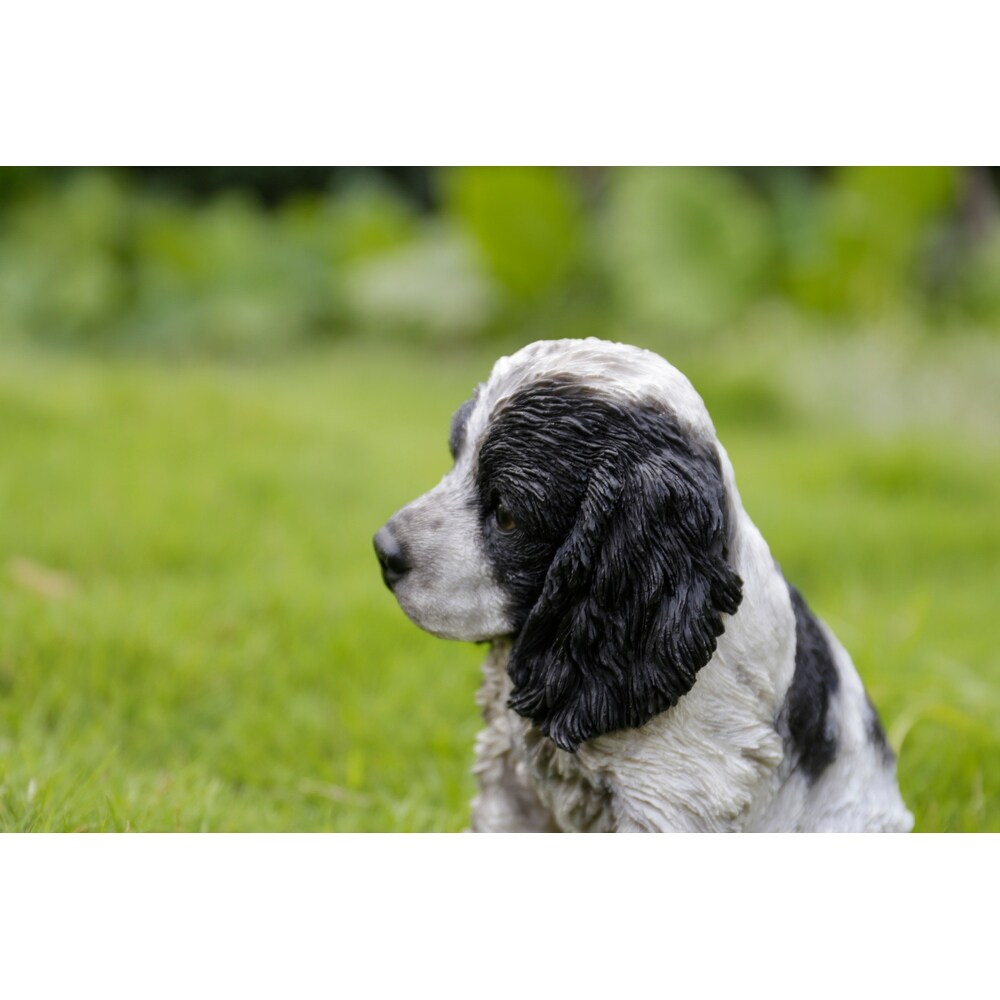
[373,525,411,588]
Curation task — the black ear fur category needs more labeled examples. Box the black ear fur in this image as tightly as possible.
[506,420,743,753]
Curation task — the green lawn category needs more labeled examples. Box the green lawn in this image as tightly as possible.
[1,332,998,831]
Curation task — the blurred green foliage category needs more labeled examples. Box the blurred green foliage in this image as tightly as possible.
[779,166,959,316]
[1,166,998,354]
[606,166,776,331]
[448,166,583,301]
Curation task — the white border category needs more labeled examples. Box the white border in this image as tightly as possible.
[2,3,997,163]
[2,834,995,996]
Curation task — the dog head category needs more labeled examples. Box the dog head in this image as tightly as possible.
[374,339,743,751]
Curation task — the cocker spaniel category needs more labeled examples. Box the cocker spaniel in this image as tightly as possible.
[374,339,912,832]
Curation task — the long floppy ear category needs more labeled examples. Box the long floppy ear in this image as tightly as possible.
[506,427,743,753]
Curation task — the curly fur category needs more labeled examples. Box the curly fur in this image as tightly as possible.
[374,338,913,832]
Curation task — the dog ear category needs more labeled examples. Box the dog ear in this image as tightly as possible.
[506,430,743,753]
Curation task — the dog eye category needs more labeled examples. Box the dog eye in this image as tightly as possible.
[495,502,517,533]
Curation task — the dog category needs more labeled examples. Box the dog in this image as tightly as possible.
[374,338,913,832]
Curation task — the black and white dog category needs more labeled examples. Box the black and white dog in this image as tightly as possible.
[374,339,912,832]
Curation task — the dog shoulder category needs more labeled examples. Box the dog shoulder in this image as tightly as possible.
[765,582,913,831]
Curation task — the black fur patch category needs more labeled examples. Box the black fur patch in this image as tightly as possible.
[448,388,479,460]
[784,584,840,782]
[865,693,895,763]
[476,377,743,752]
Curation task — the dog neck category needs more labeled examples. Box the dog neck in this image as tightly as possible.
[472,511,798,832]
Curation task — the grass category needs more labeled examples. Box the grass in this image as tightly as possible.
[1,329,998,831]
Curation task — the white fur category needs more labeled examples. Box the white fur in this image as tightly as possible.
[386,338,913,832]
